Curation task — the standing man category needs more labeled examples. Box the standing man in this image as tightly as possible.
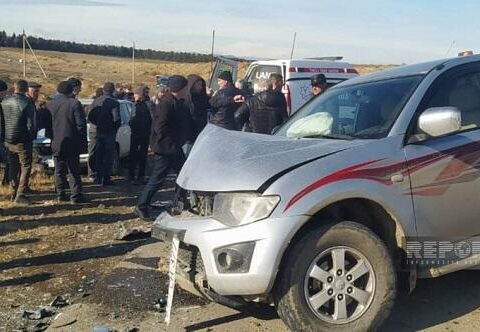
[311,74,328,98]
[135,75,193,220]
[27,82,41,104]
[234,75,288,134]
[47,81,87,204]
[0,80,36,204]
[88,82,120,186]
[0,80,9,185]
[209,71,243,130]
[113,83,125,100]
[67,77,82,99]
[129,85,152,185]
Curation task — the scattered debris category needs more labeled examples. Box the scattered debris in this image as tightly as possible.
[22,306,56,320]
[50,295,69,308]
[125,328,139,332]
[115,225,151,241]
[93,327,116,332]
[153,296,167,312]
[109,312,119,320]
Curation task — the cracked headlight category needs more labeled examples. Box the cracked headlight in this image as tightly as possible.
[212,193,280,227]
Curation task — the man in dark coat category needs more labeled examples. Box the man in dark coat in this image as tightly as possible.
[235,74,288,134]
[88,82,121,186]
[187,74,210,138]
[129,85,152,184]
[0,80,10,186]
[209,71,243,130]
[47,81,87,204]
[135,75,194,220]
[0,80,36,204]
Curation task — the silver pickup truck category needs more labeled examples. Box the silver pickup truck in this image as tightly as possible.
[153,54,480,331]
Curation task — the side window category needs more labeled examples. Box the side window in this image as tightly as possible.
[246,65,282,93]
[120,103,130,125]
[421,71,480,132]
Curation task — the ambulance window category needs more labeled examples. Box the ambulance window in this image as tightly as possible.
[247,65,282,93]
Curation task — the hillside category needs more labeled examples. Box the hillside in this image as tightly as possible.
[0,47,394,99]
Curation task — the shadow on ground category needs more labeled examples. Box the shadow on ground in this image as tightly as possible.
[383,269,480,331]
[0,240,147,271]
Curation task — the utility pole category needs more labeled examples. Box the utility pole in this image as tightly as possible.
[132,41,135,85]
[210,29,215,76]
[23,34,48,79]
[23,29,26,78]
[290,32,297,59]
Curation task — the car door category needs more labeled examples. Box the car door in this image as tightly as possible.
[404,64,480,239]
[116,102,132,158]
[209,57,239,92]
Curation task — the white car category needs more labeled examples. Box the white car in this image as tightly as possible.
[34,98,133,174]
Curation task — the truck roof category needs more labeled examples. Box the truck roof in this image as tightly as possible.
[338,54,480,88]
[251,58,354,68]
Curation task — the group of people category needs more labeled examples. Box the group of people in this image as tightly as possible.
[0,70,328,219]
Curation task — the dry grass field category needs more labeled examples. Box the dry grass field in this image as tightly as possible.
[0,47,394,100]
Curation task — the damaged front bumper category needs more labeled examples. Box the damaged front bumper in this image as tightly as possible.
[152,211,308,298]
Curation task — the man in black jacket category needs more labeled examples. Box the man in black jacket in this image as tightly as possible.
[88,82,121,186]
[0,80,36,204]
[209,71,243,130]
[135,75,193,220]
[235,75,288,134]
[47,81,88,204]
[129,85,152,184]
[0,80,9,186]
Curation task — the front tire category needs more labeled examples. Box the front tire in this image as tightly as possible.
[274,221,396,332]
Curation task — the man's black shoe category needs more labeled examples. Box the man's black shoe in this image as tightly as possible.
[71,195,88,204]
[134,206,151,221]
[14,195,31,205]
[57,195,69,203]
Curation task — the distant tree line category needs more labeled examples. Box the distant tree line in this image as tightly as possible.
[0,31,213,63]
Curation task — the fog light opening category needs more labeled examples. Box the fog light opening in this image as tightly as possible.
[214,242,255,273]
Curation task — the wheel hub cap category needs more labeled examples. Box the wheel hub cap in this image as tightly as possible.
[304,246,376,324]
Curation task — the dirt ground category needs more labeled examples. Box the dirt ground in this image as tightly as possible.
[0,160,167,332]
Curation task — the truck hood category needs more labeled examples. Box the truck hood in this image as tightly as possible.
[177,124,367,192]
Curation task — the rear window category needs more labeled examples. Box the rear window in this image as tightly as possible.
[246,65,282,93]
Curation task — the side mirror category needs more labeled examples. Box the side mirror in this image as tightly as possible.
[418,106,462,137]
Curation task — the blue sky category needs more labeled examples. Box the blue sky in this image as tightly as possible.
[0,0,478,64]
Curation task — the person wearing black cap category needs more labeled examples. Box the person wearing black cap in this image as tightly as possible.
[311,73,328,98]
[135,75,194,220]
[0,80,36,204]
[88,82,121,186]
[0,80,10,186]
[209,70,243,130]
[46,81,87,204]
[128,85,152,184]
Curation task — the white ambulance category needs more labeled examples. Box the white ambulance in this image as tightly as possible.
[210,57,359,115]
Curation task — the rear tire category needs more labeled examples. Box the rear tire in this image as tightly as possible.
[274,221,396,332]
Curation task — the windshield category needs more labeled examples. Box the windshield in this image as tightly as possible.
[276,75,423,139]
